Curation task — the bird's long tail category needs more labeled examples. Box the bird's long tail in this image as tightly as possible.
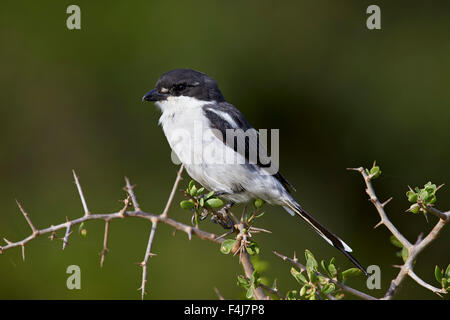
[283,201,367,275]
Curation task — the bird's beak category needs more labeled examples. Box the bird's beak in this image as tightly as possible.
[142,88,168,102]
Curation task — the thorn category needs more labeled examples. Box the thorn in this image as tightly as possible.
[392,264,403,269]
[407,185,414,192]
[382,197,393,207]
[374,220,384,229]
[346,167,363,172]
[293,251,298,262]
[3,238,12,245]
[436,183,445,192]
[186,227,192,240]
[21,244,25,261]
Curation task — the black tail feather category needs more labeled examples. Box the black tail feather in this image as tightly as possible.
[284,201,368,276]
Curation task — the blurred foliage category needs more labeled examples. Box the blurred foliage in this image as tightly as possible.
[0,0,449,299]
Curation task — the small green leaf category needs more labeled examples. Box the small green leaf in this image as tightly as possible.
[246,287,253,299]
[290,267,308,284]
[408,203,420,214]
[342,268,362,280]
[254,198,265,209]
[305,250,318,273]
[206,198,224,208]
[286,290,298,300]
[199,198,204,207]
[406,190,418,203]
[445,264,450,279]
[300,285,307,296]
[442,278,448,289]
[180,200,195,210]
[189,185,197,197]
[246,241,260,255]
[328,264,338,278]
[435,266,443,283]
[418,189,429,202]
[321,260,328,274]
[369,166,381,179]
[250,271,260,286]
[196,187,205,196]
[220,239,236,254]
[322,283,335,295]
[205,191,215,199]
[237,275,249,288]
[401,247,409,262]
[390,235,404,248]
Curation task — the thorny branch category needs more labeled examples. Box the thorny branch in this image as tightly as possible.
[0,165,267,300]
[2,164,448,300]
[348,166,449,299]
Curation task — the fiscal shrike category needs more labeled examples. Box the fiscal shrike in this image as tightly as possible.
[142,68,366,274]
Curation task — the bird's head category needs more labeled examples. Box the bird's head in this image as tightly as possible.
[142,69,225,105]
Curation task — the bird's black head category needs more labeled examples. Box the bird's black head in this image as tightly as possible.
[142,69,225,103]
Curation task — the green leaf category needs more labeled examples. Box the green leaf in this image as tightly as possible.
[196,187,205,196]
[246,287,253,299]
[369,166,381,179]
[401,247,409,262]
[206,198,224,208]
[205,191,215,199]
[390,235,404,248]
[286,290,298,300]
[321,260,328,274]
[254,199,265,209]
[418,189,429,202]
[435,266,443,283]
[199,198,204,207]
[250,271,260,286]
[406,190,418,203]
[408,203,420,214]
[445,264,450,279]
[322,283,335,295]
[442,278,448,289]
[188,180,195,191]
[180,200,195,210]
[290,267,308,284]
[220,239,236,254]
[246,241,260,255]
[328,263,338,278]
[305,250,318,273]
[189,185,198,197]
[237,275,249,289]
[342,268,362,280]
[300,285,307,296]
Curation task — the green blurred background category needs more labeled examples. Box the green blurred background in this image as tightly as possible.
[0,1,449,299]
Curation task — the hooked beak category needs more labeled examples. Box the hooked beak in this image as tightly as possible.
[142,88,168,102]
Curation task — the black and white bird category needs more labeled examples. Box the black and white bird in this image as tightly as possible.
[142,68,366,274]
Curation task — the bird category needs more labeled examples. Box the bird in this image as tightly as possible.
[142,68,367,274]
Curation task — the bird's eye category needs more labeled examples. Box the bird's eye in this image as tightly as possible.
[174,83,186,91]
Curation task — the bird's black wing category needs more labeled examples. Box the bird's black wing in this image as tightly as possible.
[202,102,295,193]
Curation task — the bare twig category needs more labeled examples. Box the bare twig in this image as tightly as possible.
[73,170,90,216]
[350,166,449,300]
[100,220,111,268]
[347,167,411,249]
[124,177,141,212]
[139,218,158,300]
[15,200,38,235]
[161,165,184,218]
[408,269,446,297]
[214,287,225,300]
